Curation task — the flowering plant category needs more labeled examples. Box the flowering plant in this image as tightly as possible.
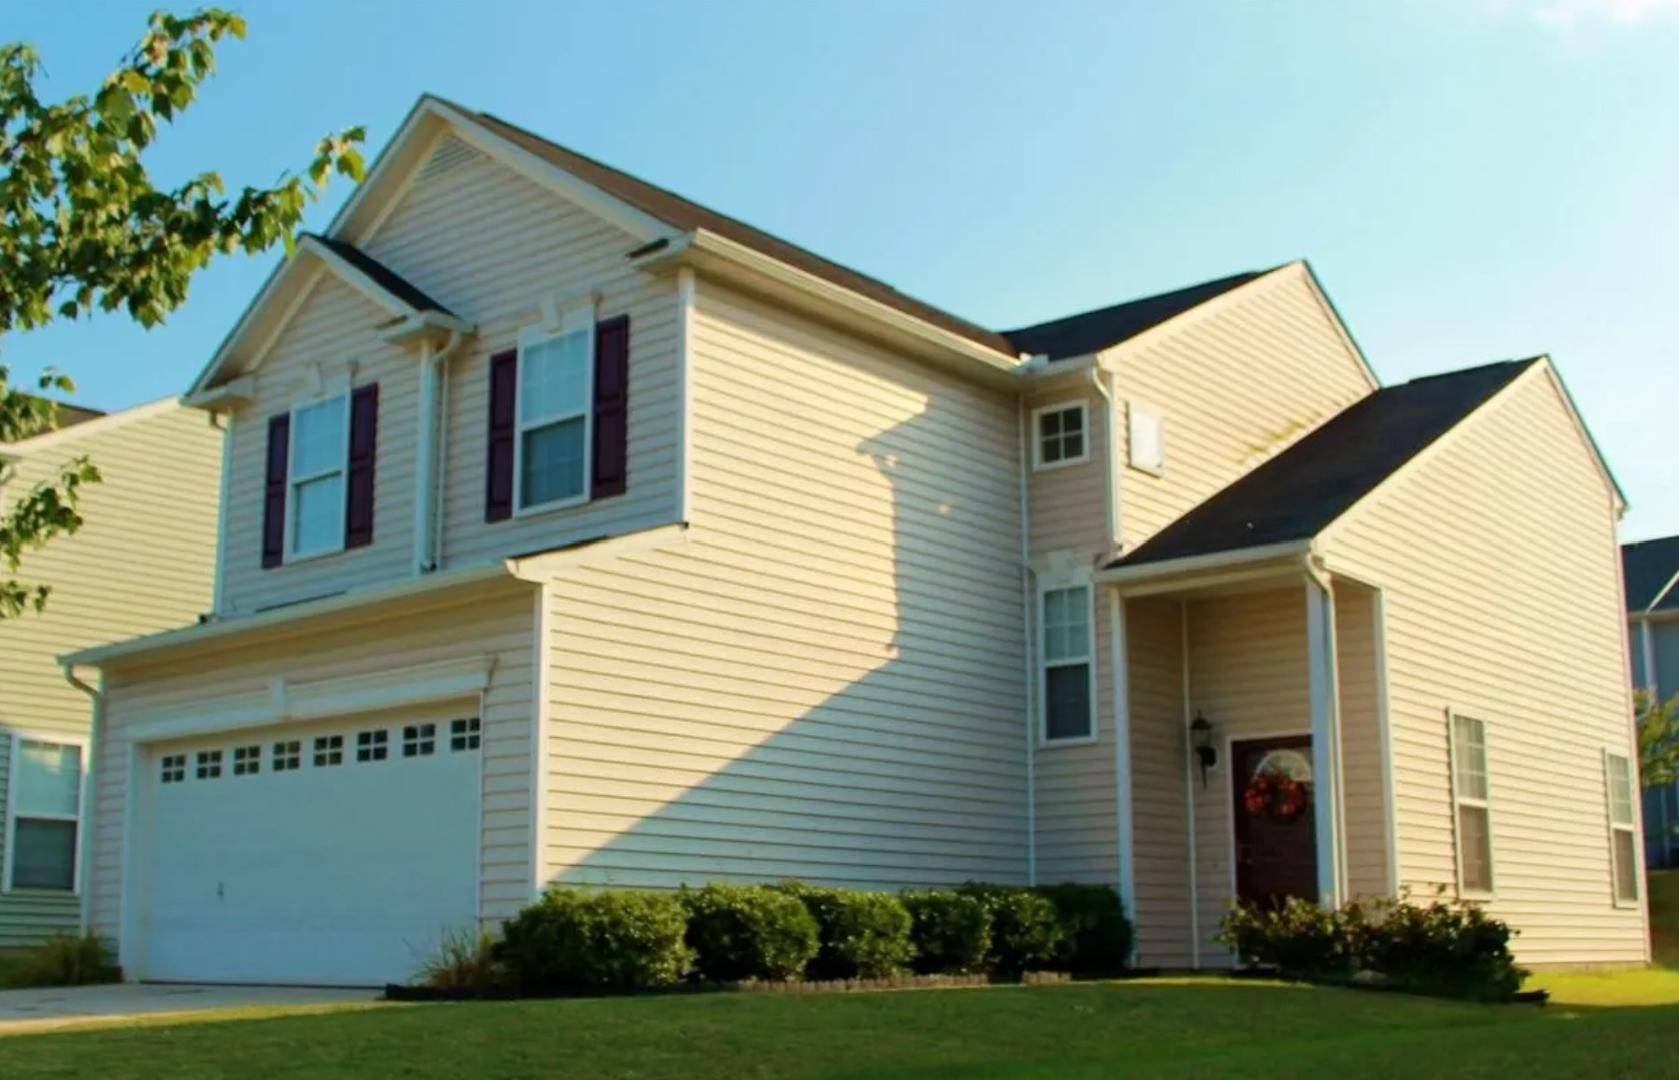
[1243,769,1309,823]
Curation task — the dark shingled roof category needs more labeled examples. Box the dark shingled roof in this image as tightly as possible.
[1111,359,1541,570]
[454,103,1018,358]
[49,401,104,429]
[1624,536,1679,613]
[308,234,453,317]
[1001,271,1266,360]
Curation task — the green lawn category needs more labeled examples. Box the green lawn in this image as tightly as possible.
[3,978,1677,1079]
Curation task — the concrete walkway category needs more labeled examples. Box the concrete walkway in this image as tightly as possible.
[0,983,380,1035]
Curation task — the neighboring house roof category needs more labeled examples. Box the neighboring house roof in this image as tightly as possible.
[48,401,105,429]
[1001,271,1267,360]
[1624,536,1679,614]
[306,234,453,317]
[1111,359,1541,569]
[456,103,1020,358]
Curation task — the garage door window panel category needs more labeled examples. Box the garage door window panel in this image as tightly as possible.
[356,730,388,763]
[196,750,223,780]
[450,717,481,751]
[402,724,436,758]
[314,735,343,767]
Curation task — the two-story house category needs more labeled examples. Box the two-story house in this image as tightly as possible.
[1624,535,1679,869]
[0,399,222,949]
[65,95,1646,985]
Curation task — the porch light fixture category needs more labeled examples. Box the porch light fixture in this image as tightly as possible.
[1190,712,1217,786]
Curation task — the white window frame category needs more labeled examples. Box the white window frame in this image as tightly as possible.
[284,389,351,563]
[2,733,88,895]
[513,296,596,518]
[1446,709,1495,899]
[1127,402,1166,476]
[1038,577,1098,747]
[1604,748,1640,907]
[1031,400,1090,472]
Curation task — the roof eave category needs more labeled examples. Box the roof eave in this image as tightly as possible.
[634,229,1023,386]
[1096,539,1315,595]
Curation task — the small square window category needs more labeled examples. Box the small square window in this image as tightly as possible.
[160,754,187,784]
[402,723,437,758]
[313,735,344,768]
[232,745,262,776]
[356,730,389,763]
[450,717,482,752]
[273,740,302,772]
[195,750,223,780]
[1034,403,1087,469]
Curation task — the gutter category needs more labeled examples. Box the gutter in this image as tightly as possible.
[60,663,102,935]
[1096,540,1313,589]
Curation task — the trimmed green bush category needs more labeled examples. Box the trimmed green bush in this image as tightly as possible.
[680,884,819,982]
[1354,897,1526,1001]
[956,884,1066,975]
[776,882,915,979]
[1218,896,1355,981]
[901,890,991,974]
[496,889,693,993]
[0,933,119,988]
[1032,883,1134,973]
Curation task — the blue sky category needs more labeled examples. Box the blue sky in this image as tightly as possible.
[9,1,1678,538]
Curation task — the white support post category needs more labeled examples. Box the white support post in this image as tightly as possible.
[1305,573,1347,908]
[1108,589,1135,934]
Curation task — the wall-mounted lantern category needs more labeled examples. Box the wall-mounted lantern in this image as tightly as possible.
[1190,711,1217,786]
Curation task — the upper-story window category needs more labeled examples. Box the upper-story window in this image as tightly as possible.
[517,319,595,513]
[1034,402,1088,471]
[289,393,348,559]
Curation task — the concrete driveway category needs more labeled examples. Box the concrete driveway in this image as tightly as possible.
[0,982,381,1035]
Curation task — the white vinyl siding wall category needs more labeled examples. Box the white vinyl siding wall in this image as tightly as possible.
[0,404,222,946]
[1321,368,1646,965]
[536,281,1029,891]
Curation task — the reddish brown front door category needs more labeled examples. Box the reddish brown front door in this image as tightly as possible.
[1231,736,1318,908]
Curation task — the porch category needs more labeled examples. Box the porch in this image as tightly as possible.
[1109,554,1393,969]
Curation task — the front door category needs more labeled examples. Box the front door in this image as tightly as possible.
[1231,736,1318,908]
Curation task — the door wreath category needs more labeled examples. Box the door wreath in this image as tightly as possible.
[1243,768,1310,824]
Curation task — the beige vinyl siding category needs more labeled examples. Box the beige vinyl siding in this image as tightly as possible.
[1322,366,1645,966]
[88,588,537,943]
[1109,266,1372,551]
[538,281,1028,891]
[216,132,681,614]
[366,134,682,570]
[218,275,416,613]
[1186,586,1311,966]
[1336,581,1392,899]
[1124,596,1191,967]
[1025,390,1109,556]
[0,404,221,945]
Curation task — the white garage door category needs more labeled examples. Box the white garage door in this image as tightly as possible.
[137,710,482,986]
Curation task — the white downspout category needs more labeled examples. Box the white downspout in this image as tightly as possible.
[415,329,467,574]
[61,663,102,936]
[1019,396,1036,885]
[208,411,233,616]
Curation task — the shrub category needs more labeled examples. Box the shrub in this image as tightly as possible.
[956,884,1066,975]
[496,889,693,993]
[1,933,120,988]
[776,882,914,979]
[1217,897,1361,981]
[1355,896,1526,1001]
[901,890,992,974]
[1032,883,1133,973]
[415,927,505,994]
[680,884,819,982]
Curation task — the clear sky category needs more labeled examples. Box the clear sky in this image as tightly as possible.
[8,1,1678,538]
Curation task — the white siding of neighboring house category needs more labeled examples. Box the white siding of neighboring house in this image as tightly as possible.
[0,404,222,947]
[536,280,1029,891]
[1322,365,1646,966]
[87,588,538,945]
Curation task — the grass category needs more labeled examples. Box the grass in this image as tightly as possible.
[1,978,1676,1079]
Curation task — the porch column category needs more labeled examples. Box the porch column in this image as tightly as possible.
[1305,572,1347,907]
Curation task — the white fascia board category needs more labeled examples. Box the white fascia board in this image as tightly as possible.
[634,230,1022,385]
[1095,540,1313,591]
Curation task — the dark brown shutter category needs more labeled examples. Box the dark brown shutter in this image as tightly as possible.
[485,349,518,522]
[344,383,379,549]
[261,413,290,568]
[591,315,630,499]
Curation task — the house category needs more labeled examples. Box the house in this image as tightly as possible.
[1624,535,1679,869]
[0,399,223,949]
[62,95,1647,986]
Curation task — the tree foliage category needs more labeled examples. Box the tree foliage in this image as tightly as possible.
[1637,688,1679,791]
[0,8,363,617]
